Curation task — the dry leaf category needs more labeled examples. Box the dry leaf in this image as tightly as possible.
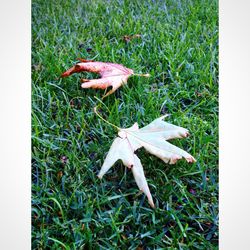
[123,34,141,42]
[61,58,149,98]
[98,115,196,208]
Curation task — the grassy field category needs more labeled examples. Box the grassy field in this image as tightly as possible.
[32,0,218,249]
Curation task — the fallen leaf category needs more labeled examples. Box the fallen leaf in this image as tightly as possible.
[123,34,141,42]
[136,247,144,250]
[61,59,149,98]
[98,114,196,208]
[57,171,63,180]
[121,234,127,240]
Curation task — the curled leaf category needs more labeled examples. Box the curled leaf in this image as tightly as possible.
[61,59,149,98]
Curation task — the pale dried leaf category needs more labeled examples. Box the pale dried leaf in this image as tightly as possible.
[98,115,196,208]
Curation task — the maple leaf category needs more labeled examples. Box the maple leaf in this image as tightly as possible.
[97,114,196,208]
[61,59,150,98]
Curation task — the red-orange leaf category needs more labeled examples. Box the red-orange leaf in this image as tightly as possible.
[61,59,149,98]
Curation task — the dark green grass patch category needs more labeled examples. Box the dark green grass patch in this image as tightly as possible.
[32,0,218,249]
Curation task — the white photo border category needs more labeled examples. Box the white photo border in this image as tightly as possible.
[1,0,250,249]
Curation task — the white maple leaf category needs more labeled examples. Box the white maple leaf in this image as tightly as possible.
[98,115,196,208]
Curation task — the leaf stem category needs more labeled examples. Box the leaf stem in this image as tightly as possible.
[93,97,121,131]
[133,73,151,77]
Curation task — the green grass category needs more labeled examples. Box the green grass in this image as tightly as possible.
[32,0,218,249]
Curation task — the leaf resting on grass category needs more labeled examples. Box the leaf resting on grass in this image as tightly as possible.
[61,59,149,98]
[98,115,196,208]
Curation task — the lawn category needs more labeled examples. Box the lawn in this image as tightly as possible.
[32,0,218,249]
